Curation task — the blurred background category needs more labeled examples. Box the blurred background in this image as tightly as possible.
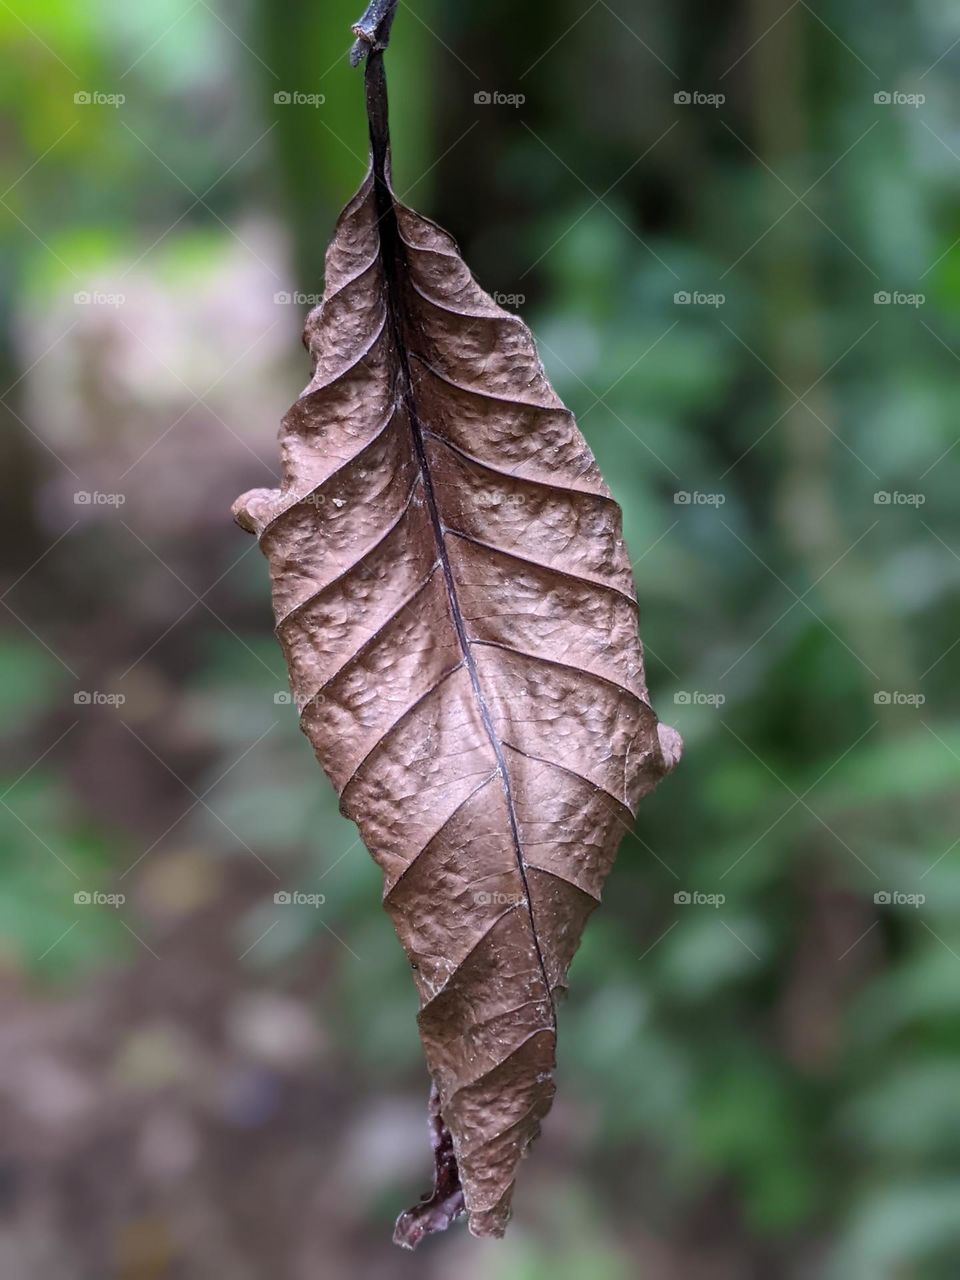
[1,1,959,1276]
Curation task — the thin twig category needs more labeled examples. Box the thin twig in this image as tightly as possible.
[350,0,400,67]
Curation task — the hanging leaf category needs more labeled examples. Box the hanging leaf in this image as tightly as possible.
[234,1,681,1247]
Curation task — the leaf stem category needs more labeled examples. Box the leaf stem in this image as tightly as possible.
[349,0,399,67]
[351,1,395,183]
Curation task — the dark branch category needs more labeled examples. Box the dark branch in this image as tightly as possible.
[349,0,399,67]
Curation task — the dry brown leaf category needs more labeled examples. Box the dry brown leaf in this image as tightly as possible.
[234,20,681,1247]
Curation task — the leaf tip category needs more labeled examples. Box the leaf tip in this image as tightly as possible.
[392,1082,466,1249]
[392,1190,466,1250]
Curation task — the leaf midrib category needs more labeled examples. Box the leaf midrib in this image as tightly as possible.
[371,167,557,1033]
